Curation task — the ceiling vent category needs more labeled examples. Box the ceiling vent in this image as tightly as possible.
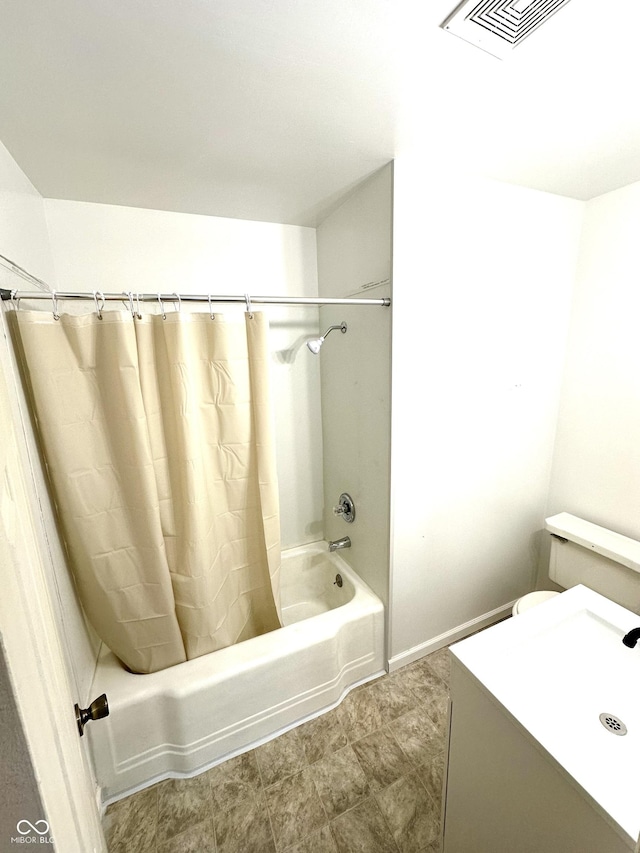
[441,0,574,59]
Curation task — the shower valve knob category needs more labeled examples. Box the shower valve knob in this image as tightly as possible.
[333,493,355,523]
[75,693,109,737]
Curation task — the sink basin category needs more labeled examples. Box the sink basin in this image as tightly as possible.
[451,584,640,846]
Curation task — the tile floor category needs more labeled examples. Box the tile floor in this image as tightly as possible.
[103,647,450,853]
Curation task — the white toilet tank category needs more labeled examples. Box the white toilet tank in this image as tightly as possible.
[546,513,640,614]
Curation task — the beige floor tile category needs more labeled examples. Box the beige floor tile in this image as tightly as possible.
[369,676,419,724]
[255,727,307,787]
[388,706,445,769]
[397,658,450,735]
[265,767,327,850]
[297,707,349,764]
[103,785,158,853]
[156,775,211,845]
[335,684,384,742]
[157,817,216,852]
[213,794,276,853]
[283,824,338,853]
[206,751,262,812]
[351,727,414,792]
[394,658,448,707]
[330,796,399,853]
[310,744,370,819]
[376,773,440,852]
[420,751,445,806]
[423,649,451,685]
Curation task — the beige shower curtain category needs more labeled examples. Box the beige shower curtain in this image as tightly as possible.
[9,308,282,674]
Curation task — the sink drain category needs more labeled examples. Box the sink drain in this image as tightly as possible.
[599,713,627,736]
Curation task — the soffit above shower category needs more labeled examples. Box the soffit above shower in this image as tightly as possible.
[441,0,575,59]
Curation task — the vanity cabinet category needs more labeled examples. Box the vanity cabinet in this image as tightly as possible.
[442,655,634,853]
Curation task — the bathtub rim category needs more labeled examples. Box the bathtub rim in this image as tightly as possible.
[94,539,378,689]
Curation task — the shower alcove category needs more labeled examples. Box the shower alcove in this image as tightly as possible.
[3,163,393,804]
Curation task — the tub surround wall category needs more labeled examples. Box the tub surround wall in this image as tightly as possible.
[545,180,640,547]
[389,162,585,668]
[316,164,393,610]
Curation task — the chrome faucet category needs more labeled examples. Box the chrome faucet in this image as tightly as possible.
[328,536,351,552]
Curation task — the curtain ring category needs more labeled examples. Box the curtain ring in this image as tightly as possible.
[52,291,60,321]
[135,292,142,320]
[208,294,215,320]
[244,293,253,318]
[157,293,166,320]
[122,292,135,317]
[93,290,105,320]
[172,293,181,312]
[11,290,20,311]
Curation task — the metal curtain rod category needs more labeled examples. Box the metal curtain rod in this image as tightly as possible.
[0,252,390,308]
[0,289,391,307]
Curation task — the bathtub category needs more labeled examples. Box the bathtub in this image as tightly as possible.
[87,541,385,803]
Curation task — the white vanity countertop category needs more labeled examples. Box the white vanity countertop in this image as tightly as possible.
[450,585,640,848]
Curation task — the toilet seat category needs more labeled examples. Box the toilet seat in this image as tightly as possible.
[512,590,560,616]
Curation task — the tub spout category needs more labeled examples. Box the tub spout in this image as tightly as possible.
[328,536,351,552]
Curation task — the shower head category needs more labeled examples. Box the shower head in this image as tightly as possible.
[306,322,347,354]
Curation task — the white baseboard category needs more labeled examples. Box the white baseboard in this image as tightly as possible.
[387,600,516,673]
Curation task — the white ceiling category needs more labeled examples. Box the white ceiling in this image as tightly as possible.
[2,0,640,226]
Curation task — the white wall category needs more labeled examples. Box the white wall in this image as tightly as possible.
[545,180,640,542]
[389,162,585,666]
[0,141,56,283]
[316,165,392,607]
[43,199,323,549]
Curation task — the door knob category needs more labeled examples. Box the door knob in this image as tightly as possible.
[75,693,109,737]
